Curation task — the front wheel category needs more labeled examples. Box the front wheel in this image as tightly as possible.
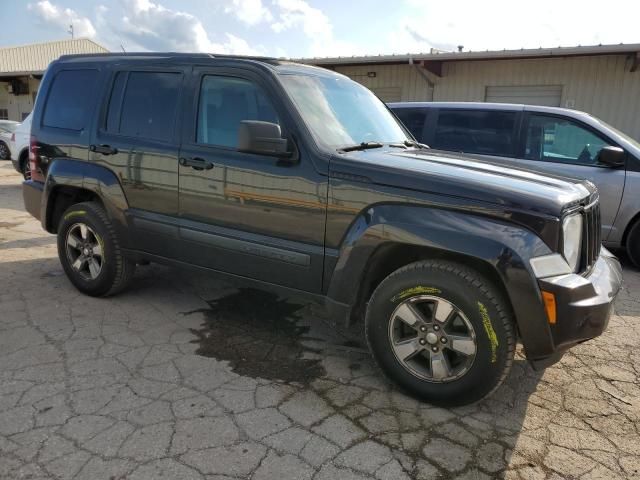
[57,202,135,297]
[365,260,515,406]
[0,142,9,160]
[626,219,640,268]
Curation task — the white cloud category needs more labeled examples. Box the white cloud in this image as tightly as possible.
[114,0,262,54]
[224,0,273,26]
[271,0,332,38]
[28,0,96,38]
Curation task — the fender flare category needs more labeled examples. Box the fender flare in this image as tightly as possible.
[326,203,557,360]
[42,159,129,239]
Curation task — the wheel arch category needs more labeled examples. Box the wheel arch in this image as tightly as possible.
[325,203,557,361]
[43,159,129,242]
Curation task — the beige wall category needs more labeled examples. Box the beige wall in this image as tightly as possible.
[334,64,433,102]
[334,54,640,140]
[0,77,40,121]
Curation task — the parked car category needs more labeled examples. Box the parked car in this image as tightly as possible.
[23,54,622,405]
[10,113,32,178]
[0,120,19,160]
[389,102,640,266]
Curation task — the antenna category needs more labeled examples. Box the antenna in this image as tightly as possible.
[68,23,74,39]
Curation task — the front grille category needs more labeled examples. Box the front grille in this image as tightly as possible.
[581,199,601,272]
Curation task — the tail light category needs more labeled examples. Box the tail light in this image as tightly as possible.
[29,135,45,182]
[10,133,15,142]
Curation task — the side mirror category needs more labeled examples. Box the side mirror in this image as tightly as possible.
[238,120,290,157]
[597,146,625,168]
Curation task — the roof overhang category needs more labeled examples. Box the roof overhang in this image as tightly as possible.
[297,43,640,68]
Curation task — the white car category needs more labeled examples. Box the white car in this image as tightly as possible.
[0,120,19,160]
[10,113,32,178]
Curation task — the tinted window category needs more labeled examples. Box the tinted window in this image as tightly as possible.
[393,108,427,140]
[108,72,181,141]
[525,114,608,165]
[43,70,99,130]
[433,110,516,156]
[198,76,279,148]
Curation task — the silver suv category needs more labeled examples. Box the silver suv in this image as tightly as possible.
[390,102,640,266]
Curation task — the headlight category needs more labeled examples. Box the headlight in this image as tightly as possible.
[562,214,583,272]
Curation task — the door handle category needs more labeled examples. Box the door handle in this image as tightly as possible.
[179,157,214,170]
[90,144,118,155]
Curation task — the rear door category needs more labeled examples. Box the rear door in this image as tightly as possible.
[90,65,188,257]
[515,112,625,239]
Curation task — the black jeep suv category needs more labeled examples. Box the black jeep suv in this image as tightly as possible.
[23,53,622,405]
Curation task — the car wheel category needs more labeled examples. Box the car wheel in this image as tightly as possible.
[0,142,9,160]
[57,202,135,297]
[626,219,640,268]
[20,153,30,180]
[365,260,515,406]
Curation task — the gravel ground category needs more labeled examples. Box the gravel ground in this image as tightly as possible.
[1,161,639,480]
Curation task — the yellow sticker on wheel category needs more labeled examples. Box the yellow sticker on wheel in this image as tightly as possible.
[478,302,499,363]
[391,286,441,303]
[64,211,86,220]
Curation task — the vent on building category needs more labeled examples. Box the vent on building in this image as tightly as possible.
[485,85,563,107]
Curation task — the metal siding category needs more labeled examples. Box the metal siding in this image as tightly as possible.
[485,85,562,106]
[334,64,432,101]
[432,56,640,140]
[0,39,108,75]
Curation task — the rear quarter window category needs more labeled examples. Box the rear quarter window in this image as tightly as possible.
[42,69,99,131]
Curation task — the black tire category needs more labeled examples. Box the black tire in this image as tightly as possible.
[626,219,640,268]
[57,202,135,297]
[365,260,515,406]
[0,142,9,160]
[19,151,30,179]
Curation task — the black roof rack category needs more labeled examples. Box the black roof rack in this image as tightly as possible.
[57,52,285,66]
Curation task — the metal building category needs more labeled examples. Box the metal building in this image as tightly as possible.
[0,38,108,121]
[301,44,640,140]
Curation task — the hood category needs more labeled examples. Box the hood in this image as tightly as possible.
[334,148,595,217]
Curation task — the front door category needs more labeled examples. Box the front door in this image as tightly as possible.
[177,67,327,292]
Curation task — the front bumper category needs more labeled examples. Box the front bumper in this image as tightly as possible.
[529,248,622,369]
[23,179,43,222]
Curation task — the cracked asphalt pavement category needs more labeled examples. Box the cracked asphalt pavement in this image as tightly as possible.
[1,162,639,480]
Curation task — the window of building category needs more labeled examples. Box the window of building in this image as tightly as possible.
[197,75,279,148]
[432,109,517,157]
[42,70,98,130]
[106,72,182,141]
[0,109,8,120]
[525,115,608,165]
[393,108,428,140]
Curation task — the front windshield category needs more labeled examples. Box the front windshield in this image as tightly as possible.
[279,73,410,149]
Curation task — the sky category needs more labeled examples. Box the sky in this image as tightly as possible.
[1,0,639,58]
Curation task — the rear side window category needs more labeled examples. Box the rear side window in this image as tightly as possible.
[393,108,428,140]
[106,71,182,141]
[432,109,517,157]
[43,70,99,131]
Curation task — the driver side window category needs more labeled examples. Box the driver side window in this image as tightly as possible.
[197,75,279,148]
[525,115,607,165]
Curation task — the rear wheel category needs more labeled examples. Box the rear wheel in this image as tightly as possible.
[0,142,9,160]
[20,151,30,179]
[365,260,515,406]
[57,202,135,296]
[626,219,640,268]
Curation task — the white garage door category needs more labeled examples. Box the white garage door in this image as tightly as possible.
[485,85,562,107]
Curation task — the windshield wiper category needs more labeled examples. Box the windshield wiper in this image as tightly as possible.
[404,139,430,149]
[337,141,384,153]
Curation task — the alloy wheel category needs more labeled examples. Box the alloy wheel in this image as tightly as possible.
[65,223,104,281]
[388,295,477,382]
